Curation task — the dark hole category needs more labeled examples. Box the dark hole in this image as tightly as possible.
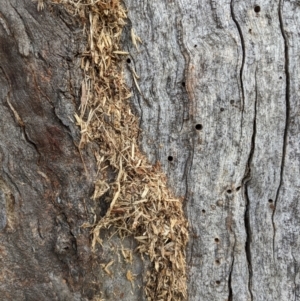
[126,58,131,63]
[182,82,186,87]
[227,189,232,194]
[194,45,197,48]
[279,76,282,79]
[268,199,273,203]
[254,5,261,13]
[249,28,252,33]
[202,209,206,213]
[64,247,69,250]
[215,259,220,265]
[236,186,241,191]
[216,280,221,285]
[214,238,219,243]
[168,156,174,162]
[195,124,203,130]
[220,108,225,112]
[230,99,234,104]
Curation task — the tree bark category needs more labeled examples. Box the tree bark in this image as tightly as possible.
[0,0,299,300]
[0,1,144,300]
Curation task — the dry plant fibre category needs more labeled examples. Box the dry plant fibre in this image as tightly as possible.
[48,1,189,300]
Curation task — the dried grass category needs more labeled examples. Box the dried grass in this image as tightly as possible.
[51,0,189,300]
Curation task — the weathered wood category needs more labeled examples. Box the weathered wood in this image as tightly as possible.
[123,0,299,300]
[274,1,300,300]
[1,0,299,300]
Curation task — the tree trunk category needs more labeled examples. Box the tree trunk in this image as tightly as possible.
[0,0,299,300]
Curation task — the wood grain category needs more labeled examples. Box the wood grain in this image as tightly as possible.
[123,0,298,300]
[0,0,299,300]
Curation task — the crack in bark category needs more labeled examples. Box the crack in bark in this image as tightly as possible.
[1,67,42,161]
[176,17,193,123]
[227,187,237,299]
[228,225,237,301]
[185,136,195,268]
[272,0,290,259]
[228,256,234,301]
[244,186,253,301]
[6,94,41,160]
[242,68,258,301]
[230,0,245,113]
[230,2,250,299]
[22,127,42,162]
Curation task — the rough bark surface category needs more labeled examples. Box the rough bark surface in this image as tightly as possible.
[0,0,299,300]
[123,0,299,300]
[0,1,143,300]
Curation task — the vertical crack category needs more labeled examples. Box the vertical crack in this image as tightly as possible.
[244,187,254,301]
[230,0,245,113]
[230,2,248,299]
[228,234,236,301]
[186,135,195,268]
[272,0,290,259]
[242,68,258,301]
[228,260,234,301]
[176,16,194,124]
[2,67,42,160]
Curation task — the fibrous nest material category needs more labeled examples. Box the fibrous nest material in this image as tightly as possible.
[51,0,189,300]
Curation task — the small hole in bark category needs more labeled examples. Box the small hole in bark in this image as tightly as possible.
[64,247,69,250]
[254,5,261,13]
[230,99,234,104]
[236,186,241,191]
[279,76,282,79]
[126,58,131,63]
[168,156,174,162]
[216,200,223,207]
[182,82,186,87]
[195,124,203,130]
[216,280,221,285]
[202,209,206,213]
[214,238,219,243]
[268,199,273,203]
[215,259,221,265]
[227,189,232,194]
[249,28,252,33]
[194,44,197,48]
[220,108,225,112]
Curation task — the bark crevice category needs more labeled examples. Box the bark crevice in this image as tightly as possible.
[5,91,42,159]
[228,249,234,300]
[231,2,251,299]
[272,0,290,258]
[242,68,258,301]
[176,17,192,124]
[230,0,245,113]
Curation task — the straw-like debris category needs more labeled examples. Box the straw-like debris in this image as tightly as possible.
[51,0,189,300]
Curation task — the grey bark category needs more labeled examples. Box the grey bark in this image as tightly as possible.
[0,0,299,301]
[124,0,300,300]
